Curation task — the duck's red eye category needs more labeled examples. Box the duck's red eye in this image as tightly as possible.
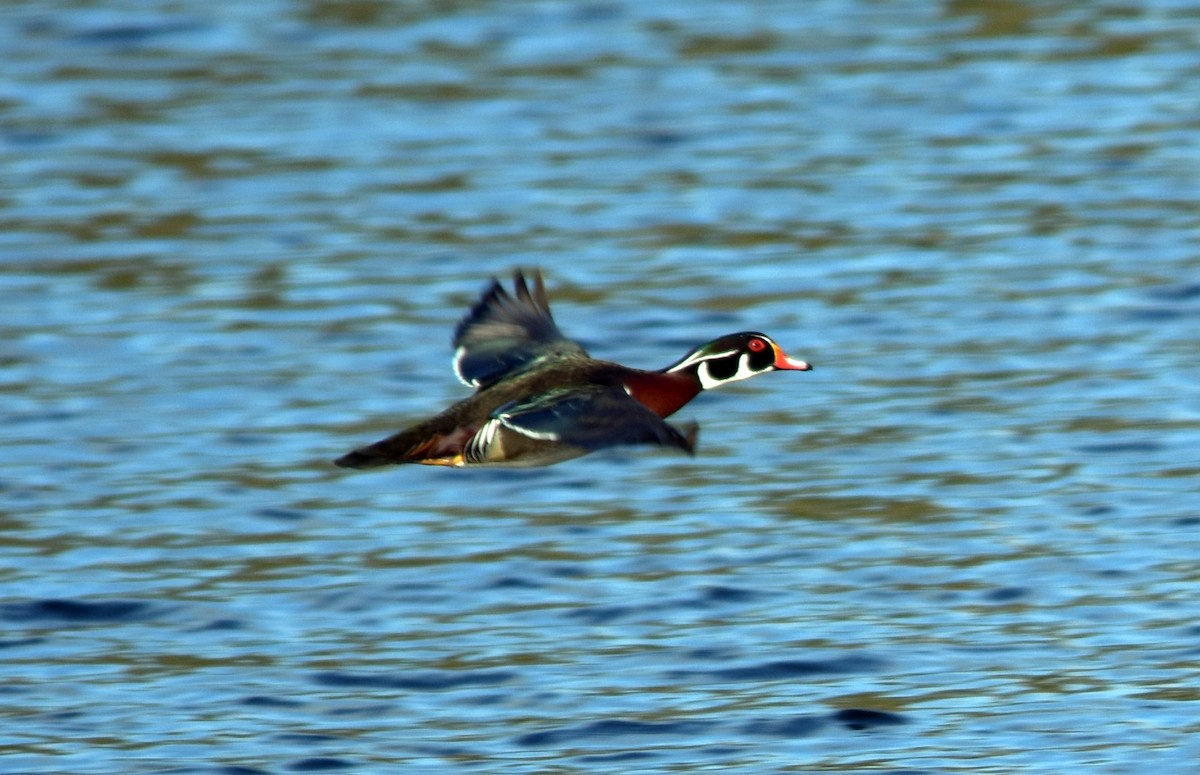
[748,338,767,352]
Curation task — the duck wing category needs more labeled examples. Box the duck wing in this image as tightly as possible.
[452,269,589,390]
[485,386,698,456]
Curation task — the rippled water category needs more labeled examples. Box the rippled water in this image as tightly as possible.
[3,0,1199,772]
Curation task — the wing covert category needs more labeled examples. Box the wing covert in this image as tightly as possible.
[452,269,588,389]
[494,386,698,454]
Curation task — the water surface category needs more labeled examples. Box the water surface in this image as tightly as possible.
[2,1,1199,772]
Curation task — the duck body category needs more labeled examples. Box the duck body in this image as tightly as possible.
[335,270,811,469]
[336,359,698,468]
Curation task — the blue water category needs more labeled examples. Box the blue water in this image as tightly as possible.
[3,1,1199,772]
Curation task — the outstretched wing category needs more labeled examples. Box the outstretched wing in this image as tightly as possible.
[452,269,589,390]
[493,386,698,454]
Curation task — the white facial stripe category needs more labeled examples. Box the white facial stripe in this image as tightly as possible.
[696,362,722,390]
[667,349,737,374]
[697,353,765,390]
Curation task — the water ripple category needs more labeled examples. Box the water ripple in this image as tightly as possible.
[2,0,1197,771]
[312,669,515,692]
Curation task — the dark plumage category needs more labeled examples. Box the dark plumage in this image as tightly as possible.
[335,270,811,469]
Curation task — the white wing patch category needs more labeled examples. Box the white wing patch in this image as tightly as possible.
[452,346,480,387]
[497,412,561,441]
[465,418,502,462]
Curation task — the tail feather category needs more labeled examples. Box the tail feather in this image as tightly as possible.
[333,447,388,469]
[333,423,462,469]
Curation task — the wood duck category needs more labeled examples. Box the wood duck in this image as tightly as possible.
[334,270,812,469]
